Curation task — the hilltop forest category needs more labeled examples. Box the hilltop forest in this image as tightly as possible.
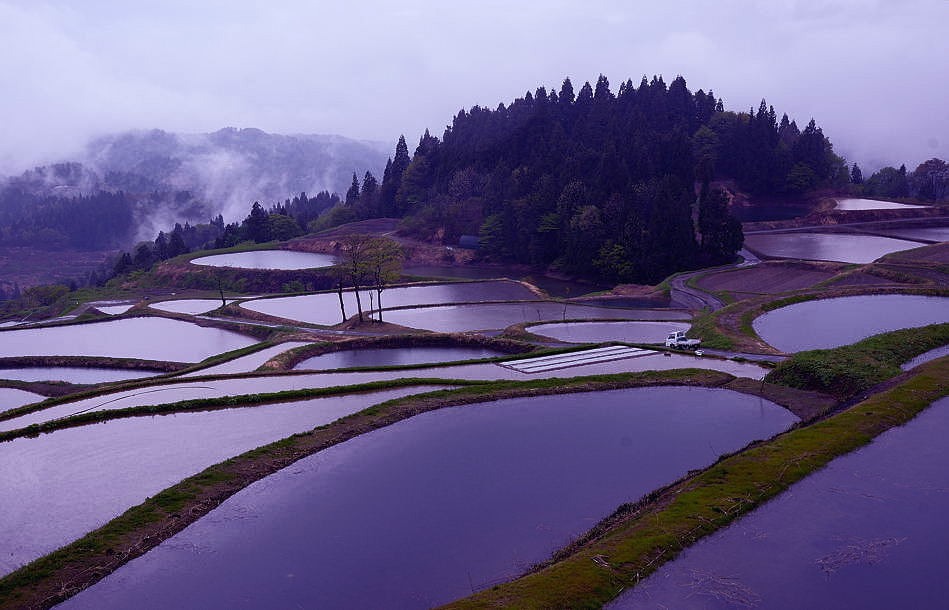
[4,73,947,300]
[337,75,848,283]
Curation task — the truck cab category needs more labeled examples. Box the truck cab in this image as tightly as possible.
[665,330,701,350]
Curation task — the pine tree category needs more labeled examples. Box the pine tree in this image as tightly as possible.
[345,172,360,205]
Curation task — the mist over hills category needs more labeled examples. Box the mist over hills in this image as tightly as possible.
[2,128,390,242]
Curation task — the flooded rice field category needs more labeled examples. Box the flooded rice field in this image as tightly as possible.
[61,387,798,609]
[0,354,770,433]
[611,396,949,610]
[0,388,43,414]
[0,367,155,384]
[402,264,605,297]
[530,321,689,344]
[190,250,337,270]
[240,280,537,325]
[295,346,505,370]
[0,386,446,577]
[744,233,922,263]
[184,342,310,377]
[0,317,257,362]
[148,299,230,315]
[834,197,926,211]
[382,303,688,333]
[753,294,949,352]
[93,304,135,315]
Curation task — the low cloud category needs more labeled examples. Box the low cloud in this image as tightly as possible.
[1,0,946,175]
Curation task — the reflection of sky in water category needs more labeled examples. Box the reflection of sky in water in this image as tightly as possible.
[0,386,443,578]
[745,233,919,263]
[0,387,43,413]
[191,250,337,270]
[296,346,503,370]
[148,299,230,315]
[0,367,153,384]
[530,321,689,344]
[384,302,687,332]
[612,397,949,610]
[0,352,769,433]
[62,387,797,610]
[834,198,925,211]
[241,280,537,325]
[753,294,949,352]
[0,317,256,361]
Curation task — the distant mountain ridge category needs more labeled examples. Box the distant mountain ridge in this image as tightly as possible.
[0,127,389,245]
[83,127,390,214]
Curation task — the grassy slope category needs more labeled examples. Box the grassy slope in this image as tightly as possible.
[765,323,949,400]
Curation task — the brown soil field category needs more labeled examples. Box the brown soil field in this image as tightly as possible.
[884,242,949,264]
[824,271,895,288]
[695,261,839,294]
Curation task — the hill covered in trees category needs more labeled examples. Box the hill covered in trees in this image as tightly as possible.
[340,74,848,283]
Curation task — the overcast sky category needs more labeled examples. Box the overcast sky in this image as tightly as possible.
[1,0,946,174]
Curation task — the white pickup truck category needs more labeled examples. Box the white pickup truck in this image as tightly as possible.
[665,330,701,350]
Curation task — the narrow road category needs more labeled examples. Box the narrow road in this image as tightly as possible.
[668,248,760,312]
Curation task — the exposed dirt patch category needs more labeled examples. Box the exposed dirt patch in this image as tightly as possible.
[695,261,839,295]
[884,242,949,265]
[824,271,895,287]
[724,378,836,421]
[290,218,478,267]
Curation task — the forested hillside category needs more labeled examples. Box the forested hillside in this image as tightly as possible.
[341,75,847,283]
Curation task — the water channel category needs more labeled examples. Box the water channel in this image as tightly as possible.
[61,387,798,609]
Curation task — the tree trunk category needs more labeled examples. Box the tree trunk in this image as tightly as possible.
[353,282,364,323]
[376,288,384,322]
[336,281,347,323]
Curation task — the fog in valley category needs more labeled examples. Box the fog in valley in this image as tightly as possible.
[1,0,946,179]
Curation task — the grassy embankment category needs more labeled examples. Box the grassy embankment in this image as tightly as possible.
[0,369,731,609]
[0,339,289,422]
[765,322,949,400]
[442,326,949,608]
